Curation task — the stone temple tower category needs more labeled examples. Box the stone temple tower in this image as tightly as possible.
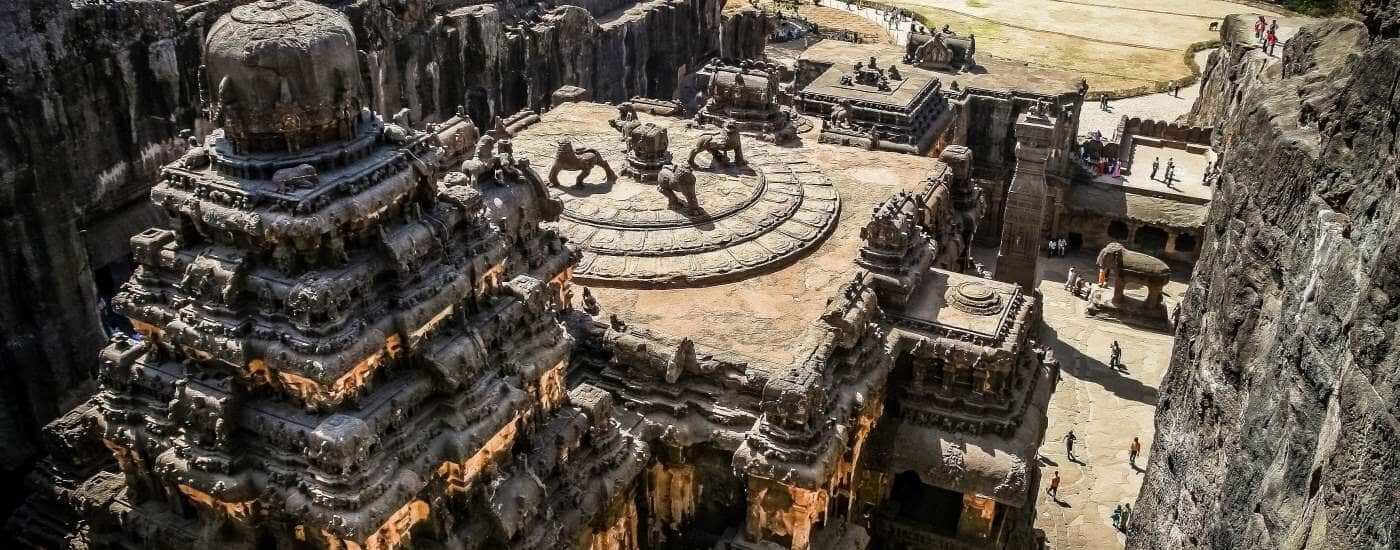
[993,103,1055,292]
[13,1,647,548]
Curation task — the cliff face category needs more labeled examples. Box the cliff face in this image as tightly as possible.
[1130,6,1400,550]
[0,0,197,477]
[0,0,766,477]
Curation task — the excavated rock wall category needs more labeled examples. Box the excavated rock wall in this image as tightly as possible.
[0,0,766,480]
[0,0,199,484]
[1129,5,1400,549]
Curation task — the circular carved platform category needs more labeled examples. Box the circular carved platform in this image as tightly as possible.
[514,126,840,288]
[946,281,1003,316]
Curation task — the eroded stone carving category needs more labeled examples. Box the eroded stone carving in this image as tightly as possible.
[656,164,699,212]
[548,139,617,187]
[688,122,745,168]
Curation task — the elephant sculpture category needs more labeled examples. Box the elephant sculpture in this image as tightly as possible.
[549,140,616,187]
[688,122,744,168]
[1096,242,1171,307]
[829,100,854,129]
[657,164,698,212]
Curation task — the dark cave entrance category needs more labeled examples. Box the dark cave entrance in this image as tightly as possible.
[1107,220,1130,240]
[888,471,962,537]
[1134,226,1170,253]
[1174,232,1198,253]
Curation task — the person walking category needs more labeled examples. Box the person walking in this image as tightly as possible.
[1047,470,1061,499]
[1110,340,1122,370]
[1254,16,1267,41]
[1130,436,1142,467]
[1150,157,1160,180]
[1164,158,1175,183]
[1065,430,1078,461]
[1066,266,1079,292]
[1266,30,1279,56]
[1120,503,1133,531]
[1059,237,1068,256]
[1112,505,1124,529]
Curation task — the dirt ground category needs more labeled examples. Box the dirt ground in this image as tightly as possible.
[817,0,1280,95]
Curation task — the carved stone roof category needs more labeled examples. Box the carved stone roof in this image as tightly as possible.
[205,0,363,152]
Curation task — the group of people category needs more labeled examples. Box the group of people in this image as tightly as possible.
[1048,431,1146,507]
[1064,266,1087,298]
[1093,157,1123,178]
[1047,237,1070,257]
[1112,503,1134,531]
[1149,156,1176,184]
[1201,160,1221,186]
[1079,130,1125,179]
[1255,16,1281,56]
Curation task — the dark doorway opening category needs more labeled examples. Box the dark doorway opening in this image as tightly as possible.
[1107,220,1130,240]
[889,471,961,537]
[1134,226,1169,252]
[1174,232,1197,253]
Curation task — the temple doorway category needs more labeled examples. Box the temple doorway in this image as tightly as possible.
[1134,225,1169,253]
[888,471,961,537]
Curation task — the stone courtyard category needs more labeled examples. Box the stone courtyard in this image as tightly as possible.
[974,246,1187,549]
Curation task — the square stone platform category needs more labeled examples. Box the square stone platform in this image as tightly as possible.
[798,40,1088,97]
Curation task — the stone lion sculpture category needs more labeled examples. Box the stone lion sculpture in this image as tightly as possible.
[1096,242,1171,307]
[548,139,616,187]
[609,102,640,143]
[688,122,744,168]
[460,135,498,185]
[657,164,698,212]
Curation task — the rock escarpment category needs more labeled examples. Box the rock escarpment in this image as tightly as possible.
[1130,5,1400,549]
[0,0,766,481]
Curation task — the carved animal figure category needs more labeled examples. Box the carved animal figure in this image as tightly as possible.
[549,140,616,187]
[1096,242,1171,307]
[688,122,744,168]
[272,164,319,191]
[905,31,974,70]
[657,164,698,211]
[610,102,641,146]
[460,135,498,185]
[829,100,854,129]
